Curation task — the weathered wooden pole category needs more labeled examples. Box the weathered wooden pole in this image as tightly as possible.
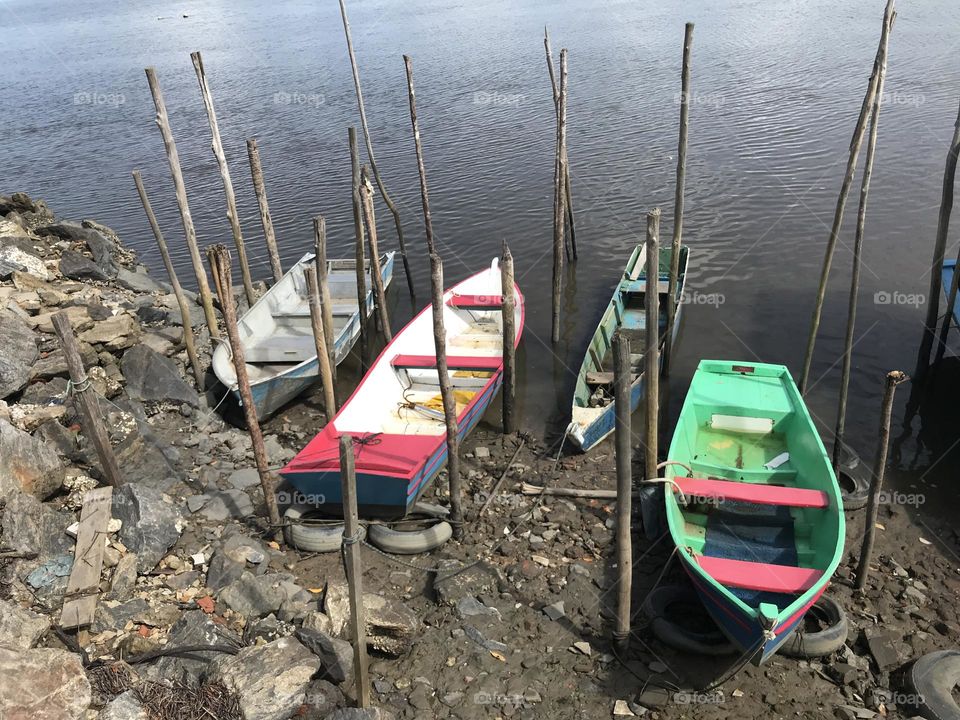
[551,49,569,343]
[348,127,368,370]
[612,331,632,651]
[338,0,416,300]
[500,242,517,434]
[145,67,220,338]
[52,313,123,487]
[544,28,577,259]
[246,138,284,284]
[304,266,338,415]
[832,29,892,470]
[313,216,336,378]
[206,245,283,539]
[855,371,908,590]
[664,22,693,376]
[360,166,392,343]
[131,170,204,388]
[402,55,436,256]
[644,209,661,482]
[798,0,895,394]
[191,51,256,306]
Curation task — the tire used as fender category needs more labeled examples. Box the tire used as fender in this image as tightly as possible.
[642,585,736,656]
[367,521,453,555]
[905,650,960,720]
[284,504,345,553]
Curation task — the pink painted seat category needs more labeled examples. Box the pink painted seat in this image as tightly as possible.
[673,477,828,509]
[447,294,503,308]
[391,354,501,370]
[695,556,821,594]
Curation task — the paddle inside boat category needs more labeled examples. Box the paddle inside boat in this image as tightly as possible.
[281,258,524,518]
[663,360,844,664]
[211,251,395,420]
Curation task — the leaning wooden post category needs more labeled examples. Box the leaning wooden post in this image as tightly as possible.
[360,166,393,342]
[191,51,256,306]
[664,22,693,376]
[246,138,284,284]
[403,55,436,256]
[612,331,632,651]
[304,266,338,415]
[833,25,892,470]
[145,67,220,339]
[855,371,908,590]
[544,28,577,259]
[313,216,336,378]
[644,209,661,482]
[348,127,368,370]
[551,49,569,343]
[52,313,123,487]
[206,245,283,540]
[132,170,204,388]
[501,242,517,435]
[338,0,416,300]
[799,0,895,394]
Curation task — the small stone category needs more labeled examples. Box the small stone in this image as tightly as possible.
[864,628,900,671]
[98,690,147,720]
[474,446,490,459]
[543,600,565,621]
[227,467,261,489]
[613,699,635,716]
[572,641,592,656]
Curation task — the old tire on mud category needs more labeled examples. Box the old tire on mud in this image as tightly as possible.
[905,650,960,720]
[284,504,345,553]
[777,595,848,658]
[410,502,451,519]
[367,521,453,555]
[837,445,870,511]
[643,585,736,656]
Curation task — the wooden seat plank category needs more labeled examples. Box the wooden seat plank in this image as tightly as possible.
[392,354,501,370]
[674,477,827,508]
[448,294,503,308]
[694,555,821,594]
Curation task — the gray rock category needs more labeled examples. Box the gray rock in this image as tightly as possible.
[198,490,254,521]
[0,308,38,399]
[433,562,504,607]
[325,583,419,656]
[59,249,108,282]
[542,600,566,621]
[122,344,199,407]
[219,572,286,618]
[205,550,246,591]
[0,646,91,720]
[40,222,115,274]
[98,690,147,720]
[79,314,141,351]
[30,342,98,381]
[106,553,139,600]
[0,238,48,280]
[296,627,354,684]
[143,610,240,686]
[0,419,65,499]
[456,596,502,620]
[92,599,151,633]
[115,267,165,295]
[1,490,73,562]
[228,467,262,489]
[0,598,51,649]
[302,679,345,716]
[112,484,184,574]
[864,629,900,671]
[326,709,395,720]
[464,624,508,654]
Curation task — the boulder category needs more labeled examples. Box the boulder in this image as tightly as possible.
[115,267,165,294]
[219,572,287,619]
[31,341,99,380]
[29,305,93,334]
[142,610,240,686]
[0,598,51,649]
[0,419,65,499]
[195,489,254,521]
[0,238,48,280]
[0,490,73,561]
[296,627,354,684]
[325,583,419,656]
[39,222,115,274]
[59,249,108,282]
[112,484,184,574]
[0,646,91,720]
[0,308,38,398]
[97,691,147,720]
[122,344,199,407]
[79,314,140,351]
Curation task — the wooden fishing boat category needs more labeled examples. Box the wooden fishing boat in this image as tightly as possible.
[281,258,524,518]
[565,244,689,452]
[663,360,844,664]
[942,258,959,327]
[211,251,395,420]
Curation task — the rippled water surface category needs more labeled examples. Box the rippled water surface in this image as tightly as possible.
[3,0,960,518]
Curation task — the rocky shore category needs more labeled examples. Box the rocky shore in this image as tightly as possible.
[0,191,958,720]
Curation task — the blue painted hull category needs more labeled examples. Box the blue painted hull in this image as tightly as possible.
[943,259,959,326]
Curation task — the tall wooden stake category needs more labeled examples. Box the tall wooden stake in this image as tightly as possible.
[855,371,907,590]
[551,49,569,343]
[544,28,577,259]
[304,266,338,415]
[612,331,632,651]
[313,216,336,379]
[799,0,895,394]
[247,138,283,284]
[501,242,517,434]
[338,0,416,300]
[360,166,392,342]
[348,127,368,370]
[206,245,282,540]
[145,67,220,338]
[132,170,204,388]
[52,313,123,487]
[403,55,435,256]
[338,434,371,708]
[644,209,661,482]
[664,23,693,376]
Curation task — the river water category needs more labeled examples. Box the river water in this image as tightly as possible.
[3,0,960,520]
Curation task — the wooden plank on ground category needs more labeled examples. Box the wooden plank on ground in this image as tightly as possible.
[61,486,113,629]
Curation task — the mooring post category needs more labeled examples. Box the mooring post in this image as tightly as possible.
[833,26,892,470]
[855,371,908,590]
[501,242,517,435]
[338,0,416,301]
[348,127,369,371]
[313,216,336,379]
[644,209,661,482]
[304,266,338,416]
[664,22,693,376]
[206,245,283,541]
[551,49,569,343]
[403,55,436,257]
[799,0,895,394]
[360,166,393,343]
[544,28,577,259]
[132,170,204,388]
[246,138,284,284]
[145,67,220,338]
[612,331,632,651]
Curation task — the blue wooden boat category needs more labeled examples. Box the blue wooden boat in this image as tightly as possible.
[565,244,689,452]
[211,251,395,420]
[942,258,960,327]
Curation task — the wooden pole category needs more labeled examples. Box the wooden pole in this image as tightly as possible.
[798,0,895,394]
[338,0,416,300]
[551,49,569,343]
[612,331,632,651]
[403,55,436,256]
[348,127,368,371]
[664,22,693,376]
[360,166,392,343]
[855,371,907,590]
[144,67,220,339]
[52,313,123,487]
[246,138,283,284]
[832,30,892,470]
[191,51,256,306]
[644,209,661,482]
[131,170,204,388]
[544,28,577,259]
[313,216,336,379]
[206,244,282,539]
[338,434,371,707]
[304,266,338,415]
[501,242,517,434]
